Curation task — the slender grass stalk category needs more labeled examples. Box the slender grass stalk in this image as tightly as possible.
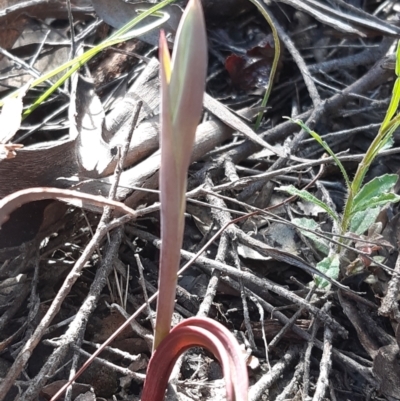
[247,0,280,130]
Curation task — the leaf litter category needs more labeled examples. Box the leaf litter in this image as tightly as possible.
[1,1,400,400]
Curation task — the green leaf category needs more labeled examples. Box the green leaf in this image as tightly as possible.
[381,41,400,130]
[381,79,400,131]
[349,207,380,235]
[314,254,340,288]
[363,193,400,212]
[277,185,339,223]
[292,218,329,255]
[352,174,399,214]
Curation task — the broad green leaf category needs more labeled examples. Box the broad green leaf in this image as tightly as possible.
[292,218,329,255]
[352,174,399,214]
[277,185,339,223]
[314,254,340,288]
[349,207,380,235]
[287,118,350,188]
[357,193,400,213]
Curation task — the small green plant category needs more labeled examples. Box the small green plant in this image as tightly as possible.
[142,0,249,399]
[278,41,400,286]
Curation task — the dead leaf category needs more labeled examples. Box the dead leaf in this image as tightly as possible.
[0,0,92,55]
[91,0,182,46]
[278,0,400,37]
[228,56,274,91]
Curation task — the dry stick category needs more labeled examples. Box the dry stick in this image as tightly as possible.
[21,228,124,401]
[212,147,400,193]
[130,227,348,337]
[250,296,271,369]
[232,240,257,350]
[135,254,155,331]
[0,188,138,227]
[268,286,316,349]
[24,143,141,401]
[198,176,234,317]
[220,275,376,384]
[18,255,41,352]
[42,104,142,401]
[64,326,86,401]
[42,340,146,381]
[275,358,305,401]
[249,346,300,401]
[308,36,393,74]
[313,304,333,401]
[65,111,124,401]
[0,46,69,98]
[379,250,400,319]
[65,0,76,58]
[303,315,320,400]
[82,339,142,362]
[0,104,142,401]
[197,234,228,317]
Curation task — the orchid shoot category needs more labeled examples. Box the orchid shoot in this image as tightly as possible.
[145,2,249,400]
[154,0,207,349]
